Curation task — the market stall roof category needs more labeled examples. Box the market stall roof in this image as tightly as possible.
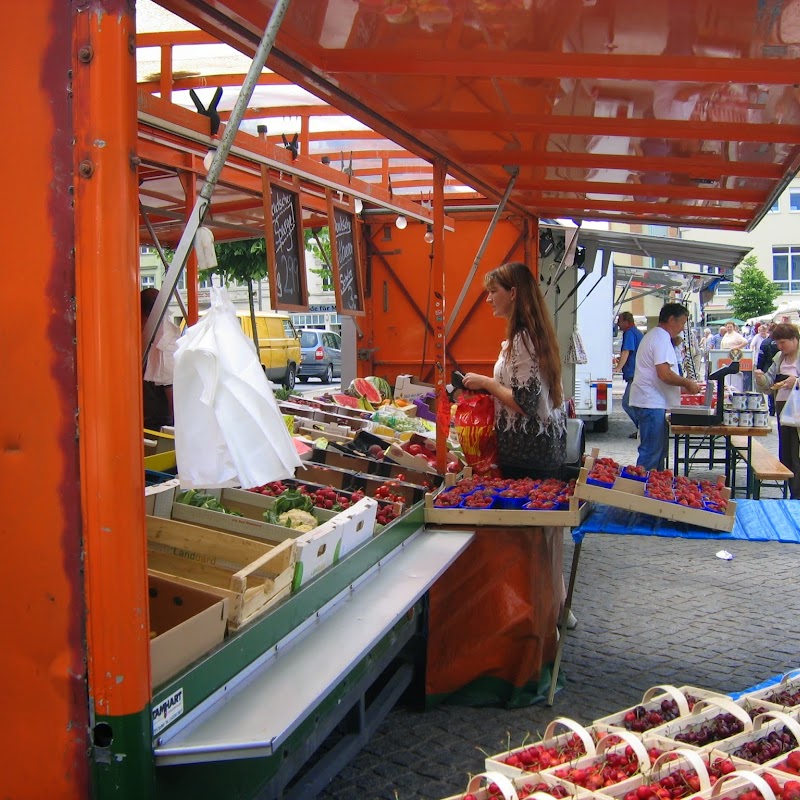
[541,225,752,274]
[148,0,800,232]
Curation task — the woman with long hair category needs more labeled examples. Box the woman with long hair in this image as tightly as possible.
[463,261,567,478]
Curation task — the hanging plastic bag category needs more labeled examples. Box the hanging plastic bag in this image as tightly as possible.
[173,286,303,489]
[454,391,499,477]
[780,382,800,427]
[564,325,588,365]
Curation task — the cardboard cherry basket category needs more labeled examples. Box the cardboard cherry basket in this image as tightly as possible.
[485,717,598,778]
[688,769,789,800]
[739,670,800,712]
[648,697,758,751]
[542,730,659,793]
[439,770,594,800]
[594,747,753,800]
[708,710,800,770]
[595,685,730,734]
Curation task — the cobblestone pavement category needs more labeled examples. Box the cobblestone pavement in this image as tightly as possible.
[317,385,800,800]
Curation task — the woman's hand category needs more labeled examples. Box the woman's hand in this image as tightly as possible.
[462,372,492,393]
[775,376,798,391]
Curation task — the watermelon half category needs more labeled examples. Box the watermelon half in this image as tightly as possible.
[331,393,361,409]
[350,378,382,404]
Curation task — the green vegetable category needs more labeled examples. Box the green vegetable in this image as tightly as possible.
[264,488,314,524]
[175,490,243,516]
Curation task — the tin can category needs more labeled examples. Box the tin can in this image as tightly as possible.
[738,410,754,428]
[745,392,763,410]
[731,393,747,411]
[753,409,769,427]
[723,408,739,427]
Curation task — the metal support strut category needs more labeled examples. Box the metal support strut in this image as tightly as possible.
[142,0,294,365]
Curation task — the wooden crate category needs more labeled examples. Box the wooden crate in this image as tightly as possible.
[423,491,590,528]
[574,453,736,533]
[146,516,296,631]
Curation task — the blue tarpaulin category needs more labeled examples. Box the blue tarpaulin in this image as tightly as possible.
[573,500,800,544]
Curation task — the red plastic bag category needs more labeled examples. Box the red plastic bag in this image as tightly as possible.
[454,391,499,476]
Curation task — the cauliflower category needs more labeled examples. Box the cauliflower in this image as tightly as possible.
[276,509,318,532]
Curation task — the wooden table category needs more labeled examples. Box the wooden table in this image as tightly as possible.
[668,420,771,498]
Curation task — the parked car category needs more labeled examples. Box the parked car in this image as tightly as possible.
[298,329,342,383]
[181,310,301,389]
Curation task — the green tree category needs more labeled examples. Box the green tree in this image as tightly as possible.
[305,227,333,290]
[729,255,780,320]
[204,237,268,356]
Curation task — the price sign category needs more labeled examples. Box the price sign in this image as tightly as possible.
[264,179,308,311]
[327,194,364,316]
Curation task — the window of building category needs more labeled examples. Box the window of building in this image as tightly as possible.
[140,245,153,255]
[769,198,781,213]
[141,275,156,288]
[790,192,800,212]
[773,246,800,293]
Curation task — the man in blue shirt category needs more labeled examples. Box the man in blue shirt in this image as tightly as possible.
[616,311,644,437]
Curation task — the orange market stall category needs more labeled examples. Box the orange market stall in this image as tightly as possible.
[7,1,800,798]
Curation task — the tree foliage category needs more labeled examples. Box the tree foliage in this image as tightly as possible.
[305,227,333,289]
[205,237,269,355]
[729,255,780,320]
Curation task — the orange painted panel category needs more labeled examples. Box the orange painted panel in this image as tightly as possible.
[363,218,526,385]
[0,2,89,797]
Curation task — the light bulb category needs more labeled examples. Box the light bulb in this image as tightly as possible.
[354,197,363,214]
[424,225,434,244]
[203,149,215,171]
[395,214,407,229]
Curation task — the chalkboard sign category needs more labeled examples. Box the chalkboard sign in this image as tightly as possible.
[327,197,364,316]
[264,179,307,311]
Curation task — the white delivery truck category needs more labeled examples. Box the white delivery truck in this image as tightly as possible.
[572,262,615,432]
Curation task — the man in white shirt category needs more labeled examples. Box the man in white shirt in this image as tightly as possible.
[630,303,701,470]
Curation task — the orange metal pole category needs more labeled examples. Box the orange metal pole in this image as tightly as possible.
[72,0,152,789]
[433,160,448,473]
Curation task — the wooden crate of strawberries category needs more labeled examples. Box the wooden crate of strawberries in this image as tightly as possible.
[574,450,735,533]
[424,474,590,528]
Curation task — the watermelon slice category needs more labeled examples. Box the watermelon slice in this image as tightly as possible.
[350,378,382,404]
[366,375,393,401]
[331,393,361,409]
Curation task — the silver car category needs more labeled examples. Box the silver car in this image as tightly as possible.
[298,329,342,383]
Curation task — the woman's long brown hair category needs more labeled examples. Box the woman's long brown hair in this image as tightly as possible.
[484,261,564,407]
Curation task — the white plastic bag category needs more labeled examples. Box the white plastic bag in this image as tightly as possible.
[780,382,800,427]
[173,286,303,488]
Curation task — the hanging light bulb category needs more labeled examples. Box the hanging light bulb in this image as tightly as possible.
[424,224,434,244]
[354,197,363,214]
[395,214,407,229]
[203,149,216,171]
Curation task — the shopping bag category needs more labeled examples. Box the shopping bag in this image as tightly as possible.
[173,286,303,489]
[780,382,800,427]
[454,391,499,476]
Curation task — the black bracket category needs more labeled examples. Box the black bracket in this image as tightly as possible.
[282,133,300,160]
[189,87,223,136]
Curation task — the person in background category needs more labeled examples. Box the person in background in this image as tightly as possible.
[722,323,748,393]
[758,323,780,415]
[754,323,800,498]
[615,311,644,438]
[742,322,752,339]
[463,261,566,479]
[630,303,700,471]
[141,287,180,431]
[750,324,767,360]
[672,335,685,377]
[710,326,723,349]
